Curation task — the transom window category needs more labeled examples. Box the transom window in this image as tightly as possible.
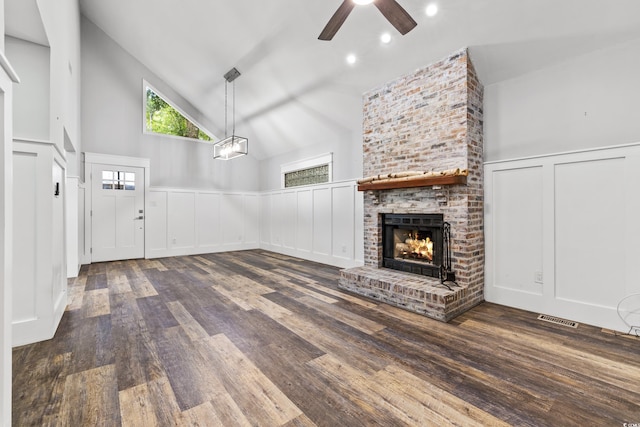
[284,164,330,188]
[102,171,135,190]
[281,153,333,188]
[143,80,213,142]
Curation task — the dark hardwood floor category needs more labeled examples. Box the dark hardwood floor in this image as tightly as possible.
[12,250,640,426]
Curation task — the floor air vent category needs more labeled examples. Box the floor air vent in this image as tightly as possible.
[537,314,579,328]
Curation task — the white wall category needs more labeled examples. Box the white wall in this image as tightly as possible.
[0,43,18,427]
[142,180,363,269]
[258,130,362,191]
[24,0,83,289]
[12,139,67,347]
[481,37,640,332]
[484,37,640,162]
[35,0,81,160]
[4,36,49,141]
[66,176,79,277]
[260,180,363,268]
[485,143,640,332]
[0,0,4,53]
[2,0,80,353]
[80,17,260,192]
[0,96,8,427]
[147,188,260,258]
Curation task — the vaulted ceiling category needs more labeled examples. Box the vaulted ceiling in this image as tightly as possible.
[9,0,640,160]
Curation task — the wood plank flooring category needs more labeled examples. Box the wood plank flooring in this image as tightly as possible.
[12,250,640,426]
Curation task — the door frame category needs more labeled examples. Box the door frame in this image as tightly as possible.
[83,152,150,265]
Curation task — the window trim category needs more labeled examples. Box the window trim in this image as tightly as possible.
[142,79,216,142]
[281,153,333,189]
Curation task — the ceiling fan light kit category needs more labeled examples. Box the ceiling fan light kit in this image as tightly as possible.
[425,3,438,17]
[319,0,417,41]
[213,67,249,160]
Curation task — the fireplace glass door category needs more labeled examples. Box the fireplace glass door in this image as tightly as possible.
[382,213,444,278]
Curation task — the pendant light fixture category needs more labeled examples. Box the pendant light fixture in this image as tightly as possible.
[213,67,248,160]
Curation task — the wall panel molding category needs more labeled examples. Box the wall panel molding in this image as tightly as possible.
[146,188,260,258]
[485,142,640,332]
[98,180,363,271]
[12,140,67,347]
[260,180,363,269]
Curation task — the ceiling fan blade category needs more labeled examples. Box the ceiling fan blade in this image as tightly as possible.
[318,0,356,41]
[374,0,417,35]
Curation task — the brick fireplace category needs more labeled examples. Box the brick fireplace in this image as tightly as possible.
[339,48,484,321]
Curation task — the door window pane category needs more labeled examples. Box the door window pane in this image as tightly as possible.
[101,170,136,190]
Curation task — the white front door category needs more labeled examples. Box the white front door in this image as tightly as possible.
[91,163,145,262]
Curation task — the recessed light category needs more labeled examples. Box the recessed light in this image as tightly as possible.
[380,33,392,44]
[346,54,357,65]
[353,0,374,5]
[426,3,438,17]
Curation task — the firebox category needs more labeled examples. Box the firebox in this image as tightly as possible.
[382,213,448,279]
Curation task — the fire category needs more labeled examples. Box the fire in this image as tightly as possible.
[395,231,433,261]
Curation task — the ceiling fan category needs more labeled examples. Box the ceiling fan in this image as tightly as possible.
[318,0,417,41]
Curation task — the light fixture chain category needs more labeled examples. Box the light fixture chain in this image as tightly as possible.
[224,80,228,138]
[214,67,247,160]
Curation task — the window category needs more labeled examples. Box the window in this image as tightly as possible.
[281,153,333,188]
[284,165,329,188]
[143,80,213,141]
[102,170,135,191]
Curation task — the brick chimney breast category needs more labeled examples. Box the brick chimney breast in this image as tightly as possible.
[339,48,485,321]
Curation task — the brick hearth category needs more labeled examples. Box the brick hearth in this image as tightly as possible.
[339,48,484,321]
[340,266,480,322]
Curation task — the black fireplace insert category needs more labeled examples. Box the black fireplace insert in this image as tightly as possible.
[382,213,453,282]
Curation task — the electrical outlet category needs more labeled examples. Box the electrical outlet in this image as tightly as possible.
[534,271,543,284]
[172,237,177,244]
[341,245,347,253]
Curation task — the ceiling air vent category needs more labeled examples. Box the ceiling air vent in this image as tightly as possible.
[537,314,579,328]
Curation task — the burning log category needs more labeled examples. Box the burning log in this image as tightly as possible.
[395,232,434,261]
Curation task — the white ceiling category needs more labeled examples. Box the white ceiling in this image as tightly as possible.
[12,0,640,160]
[5,0,48,46]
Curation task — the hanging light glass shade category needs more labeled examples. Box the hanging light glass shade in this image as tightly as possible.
[213,135,248,160]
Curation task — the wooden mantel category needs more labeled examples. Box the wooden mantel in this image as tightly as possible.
[357,174,467,191]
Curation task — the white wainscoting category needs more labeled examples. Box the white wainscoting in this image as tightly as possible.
[106,181,363,269]
[1,48,21,427]
[12,139,67,346]
[484,143,640,332]
[260,181,364,269]
[66,176,80,278]
[146,188,260,258]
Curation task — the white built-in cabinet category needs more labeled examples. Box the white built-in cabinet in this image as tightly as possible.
[12,138,67,347]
